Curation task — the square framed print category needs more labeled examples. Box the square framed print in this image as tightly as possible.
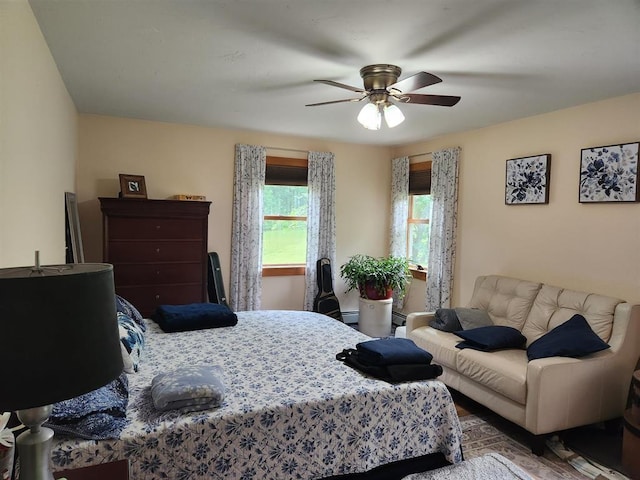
[119,174,147,199]
[505,154,551,205]
[579,142,639,203]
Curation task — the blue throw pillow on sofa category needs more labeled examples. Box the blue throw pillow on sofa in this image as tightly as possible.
[455,326,526,352]
[527,314,610,361]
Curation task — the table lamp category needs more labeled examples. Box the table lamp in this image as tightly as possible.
[0,256,123,480]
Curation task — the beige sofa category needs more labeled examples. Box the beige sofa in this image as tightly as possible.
[406,275,640,454]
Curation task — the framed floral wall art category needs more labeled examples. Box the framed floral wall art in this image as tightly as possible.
[579,142,639,203]
[505,154,551,205]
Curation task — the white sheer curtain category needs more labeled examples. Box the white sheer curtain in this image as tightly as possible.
[389,156,410,309]
[425,147,461,311]
[304,151,336,311]
[230,144,266,311]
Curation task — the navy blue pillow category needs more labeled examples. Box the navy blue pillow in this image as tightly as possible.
[455,326,526,352]
[527,314,610,361]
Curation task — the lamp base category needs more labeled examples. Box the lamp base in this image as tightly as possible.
[16,407,55,480]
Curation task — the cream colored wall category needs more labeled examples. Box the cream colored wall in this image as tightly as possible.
[77,115,392,310]
[0,0,77,267]
[394,93,640,307]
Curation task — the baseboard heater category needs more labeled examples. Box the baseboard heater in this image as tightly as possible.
[340,310,407,326]
[341,311,358,325]
[392,311,407,326]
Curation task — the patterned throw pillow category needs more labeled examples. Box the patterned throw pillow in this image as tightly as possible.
[118,312,145,373]
[115,295,146,332]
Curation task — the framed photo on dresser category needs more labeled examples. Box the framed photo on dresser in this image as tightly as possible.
[119,174,147,199]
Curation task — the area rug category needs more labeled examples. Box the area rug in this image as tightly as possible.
[459,413,589,480]
[403,452,533,480]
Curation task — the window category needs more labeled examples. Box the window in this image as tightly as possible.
[408,194,431,266]
[262,157,308,276]
[407,162,431,280]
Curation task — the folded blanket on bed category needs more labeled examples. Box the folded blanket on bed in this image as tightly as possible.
[336,349,442,383]
[154,303,238,332]
[356,338,433,366]
[45,373,128,440]
[151,365,225,412]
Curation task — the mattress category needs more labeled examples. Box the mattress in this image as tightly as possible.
[51,310,462,479]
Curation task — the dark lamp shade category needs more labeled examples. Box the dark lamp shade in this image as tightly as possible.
[0,263,123,411]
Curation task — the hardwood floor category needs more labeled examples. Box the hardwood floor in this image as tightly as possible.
[449,388,627,478]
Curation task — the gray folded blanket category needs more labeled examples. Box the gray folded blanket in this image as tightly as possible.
[151,365,225,412]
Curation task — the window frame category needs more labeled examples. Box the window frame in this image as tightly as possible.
[262,156,308,277]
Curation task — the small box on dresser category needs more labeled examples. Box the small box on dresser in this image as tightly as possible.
[100,198,211,318]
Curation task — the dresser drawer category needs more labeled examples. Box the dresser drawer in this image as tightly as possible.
[113,262,204,286]
[107,240,204,262]
[116,284,206,317]
[107,217,204,240]
[54,459,129,480]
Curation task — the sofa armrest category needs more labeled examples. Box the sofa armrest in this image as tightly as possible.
[406,312,435,336]
[526,304,640,435]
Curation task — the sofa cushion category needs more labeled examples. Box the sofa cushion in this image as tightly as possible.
[408,328,461,370]
[521,284,622,345]
[456,348,529,404]
[467,276,542,330]
[527,314,610,360]
[454,326,527,352]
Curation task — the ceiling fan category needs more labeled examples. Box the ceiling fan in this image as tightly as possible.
[306,64,461,130]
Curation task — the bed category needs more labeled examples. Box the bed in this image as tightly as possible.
[50,310,463,479]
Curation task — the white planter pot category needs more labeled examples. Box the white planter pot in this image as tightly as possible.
[358,297,393,337]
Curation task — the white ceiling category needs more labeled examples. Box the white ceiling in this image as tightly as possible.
[29,0,640,147]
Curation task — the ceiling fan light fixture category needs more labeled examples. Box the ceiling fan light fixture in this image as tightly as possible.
[383,103,405,128]
[357,102,382,130]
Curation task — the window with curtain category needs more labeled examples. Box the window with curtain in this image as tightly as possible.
[262,156,308,276]
[408,161,431,280]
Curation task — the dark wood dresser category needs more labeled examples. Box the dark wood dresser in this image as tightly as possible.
[54,459,129,480]
[99,198,211,317]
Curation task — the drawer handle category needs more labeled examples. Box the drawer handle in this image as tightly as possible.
[156,225,161,230]
[156,248,160,254]
[155,294,160,300]
[156,270,160,276]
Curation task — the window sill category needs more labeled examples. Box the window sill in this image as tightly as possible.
[262,265,305,277]
[409,267,426,281]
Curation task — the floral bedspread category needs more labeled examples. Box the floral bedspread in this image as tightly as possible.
[51,310,462,479]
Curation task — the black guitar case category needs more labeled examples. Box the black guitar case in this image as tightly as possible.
[313,258,343,322]
[207,251,230,309]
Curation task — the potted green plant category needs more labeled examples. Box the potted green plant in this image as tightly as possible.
[340,254,411,300]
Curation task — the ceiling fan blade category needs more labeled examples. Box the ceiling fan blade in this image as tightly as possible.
[305,97,366,107]
[388,71,442,93]
[400,93,461,107]
[314,79,366,93]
